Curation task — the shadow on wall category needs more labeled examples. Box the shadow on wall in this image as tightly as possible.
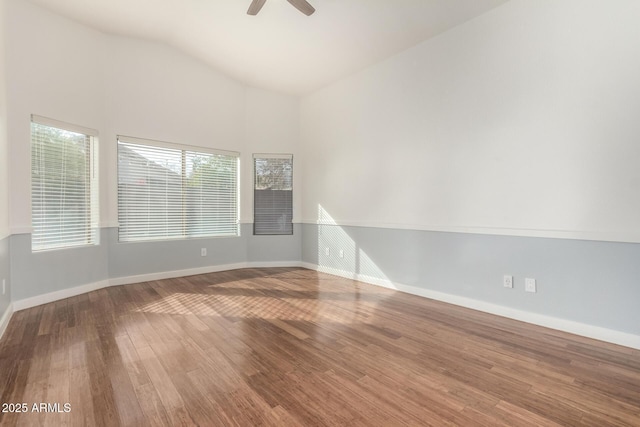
[316,205,393,288]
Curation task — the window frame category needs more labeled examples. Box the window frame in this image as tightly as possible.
[253,153,293,236]
[30,115,99,252]
[117,135,240,243]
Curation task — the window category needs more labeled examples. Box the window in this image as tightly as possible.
[117,136,239,242]
[31,116,99,251]
[253,154,293,235]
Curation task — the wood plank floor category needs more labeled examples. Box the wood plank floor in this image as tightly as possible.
[1,267,639,426]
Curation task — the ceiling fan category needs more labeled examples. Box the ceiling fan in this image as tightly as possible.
[247,0,315,16]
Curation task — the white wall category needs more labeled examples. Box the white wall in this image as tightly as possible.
[0,0,10,239]
[103,35,247,224]
[6,0,106,232]
[244,88,301,222]
[5,0,299,232]
[300,0,640,243]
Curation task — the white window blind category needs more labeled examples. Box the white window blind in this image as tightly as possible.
[31,117,99,251]
[253,154,293,235]
[117,136,239,242]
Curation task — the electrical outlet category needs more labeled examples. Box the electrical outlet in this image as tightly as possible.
[525,278,536,293]
[201,248,207,257]
[503,275,513,288]
[339,249,344,258]
[325,247,330,256]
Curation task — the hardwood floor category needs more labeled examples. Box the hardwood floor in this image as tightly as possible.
[0,267,639,426]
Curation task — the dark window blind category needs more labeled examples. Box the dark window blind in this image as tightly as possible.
[254,155,293,235]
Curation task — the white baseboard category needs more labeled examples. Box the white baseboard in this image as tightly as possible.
[108,263,249,287]
[0,303,14,341]
[109,261,303,287]
[9,260,639,350]
[12,280,110,311]
[12,261,304,312]
[301,262,640,350]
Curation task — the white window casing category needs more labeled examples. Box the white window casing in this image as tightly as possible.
[31,115,99,251]
[117,136,240,242]
[253,154,293,236]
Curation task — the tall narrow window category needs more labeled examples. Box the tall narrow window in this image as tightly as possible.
[31,116,99,251]
[117,136,239,242]
[253,154,293,235]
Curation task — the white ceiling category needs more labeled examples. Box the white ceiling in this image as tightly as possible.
[26,0,508,95]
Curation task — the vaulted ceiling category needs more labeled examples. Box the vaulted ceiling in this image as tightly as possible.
[26,0,508,94]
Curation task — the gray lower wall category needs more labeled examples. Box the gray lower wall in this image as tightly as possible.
[10,224,302,300]
[11,229,110,301]
[247,223,302,263]
[109,223,302,279]
[302,224,640,336]
[6,222,640,339]
[0,235,10,321]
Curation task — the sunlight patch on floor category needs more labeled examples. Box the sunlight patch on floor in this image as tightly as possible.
[135,290,378,324]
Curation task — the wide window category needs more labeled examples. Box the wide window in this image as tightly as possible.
[31,116,99,251]
[253,154,293,235]
[117,136,239,242]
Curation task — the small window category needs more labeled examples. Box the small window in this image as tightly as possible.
[31,116,99,251]
[253,154,293,235]
[117,136,239,242]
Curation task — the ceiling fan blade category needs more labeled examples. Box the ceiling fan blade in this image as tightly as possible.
[286,0,315,16]
[247,0,267,15]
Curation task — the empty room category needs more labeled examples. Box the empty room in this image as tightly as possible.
[1,0,639,425]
